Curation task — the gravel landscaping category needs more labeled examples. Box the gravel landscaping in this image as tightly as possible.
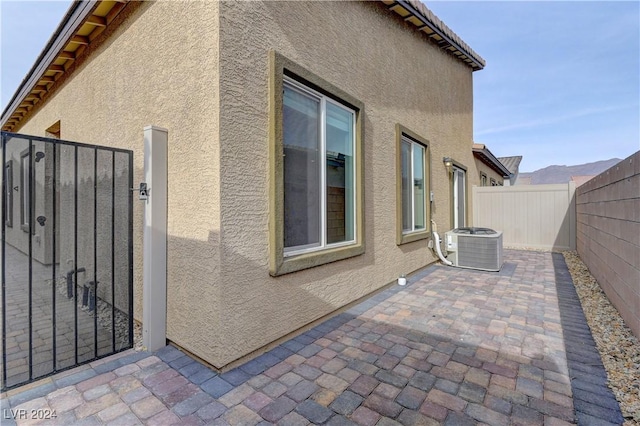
[563,251,640,425]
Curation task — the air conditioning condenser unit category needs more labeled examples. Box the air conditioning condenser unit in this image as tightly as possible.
[445,227,503,272]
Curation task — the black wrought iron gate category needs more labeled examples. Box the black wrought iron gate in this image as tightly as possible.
[1,132,133,390]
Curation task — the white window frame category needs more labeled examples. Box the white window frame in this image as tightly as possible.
[453,165,466,228]
[401,136,426,235]
[480,172,487,187]
[283,77,357,257]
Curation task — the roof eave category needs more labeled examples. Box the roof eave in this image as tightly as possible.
[473,147,511,177]
[0,1,93,126]
[385,0,485,71]
[2,0,485,131]
[1,1,130,132]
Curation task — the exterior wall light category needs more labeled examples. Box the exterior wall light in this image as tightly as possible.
[443,157,453,173]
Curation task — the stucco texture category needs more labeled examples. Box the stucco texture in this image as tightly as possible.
[214,1,479,367]
[13,0,483,369]
[14,1,222,356]
[474,158,505,186]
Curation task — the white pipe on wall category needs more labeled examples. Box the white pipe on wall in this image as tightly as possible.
[431,220,452,266]
[433,231,452,266]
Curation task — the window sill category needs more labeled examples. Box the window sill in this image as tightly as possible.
[270,242,365,276]
[397,229,431,245]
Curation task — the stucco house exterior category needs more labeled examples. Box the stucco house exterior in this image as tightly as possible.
[2,0,488,370]
[472,143,511,187]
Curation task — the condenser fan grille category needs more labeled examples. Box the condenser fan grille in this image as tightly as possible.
[457,234,503,271]
[445,229,503,272]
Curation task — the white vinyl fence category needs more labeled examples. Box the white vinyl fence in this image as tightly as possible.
[472,183,576,251]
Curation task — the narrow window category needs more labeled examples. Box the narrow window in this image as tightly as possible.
[480,172,487,187]
[401,136,426,234]
[453,166,466,228]
[283,78,356,256]
[396,125,430,245]
[4,161,13,227]
[490,178,497,186]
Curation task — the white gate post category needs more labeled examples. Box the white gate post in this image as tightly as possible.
[142,125,168,351]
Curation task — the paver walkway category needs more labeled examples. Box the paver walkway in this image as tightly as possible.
[0,250,624,425]
[1,244,125,389]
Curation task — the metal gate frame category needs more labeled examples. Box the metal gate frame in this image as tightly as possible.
[1,131,134,391]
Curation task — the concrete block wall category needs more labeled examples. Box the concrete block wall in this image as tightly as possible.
[576,151,640,338]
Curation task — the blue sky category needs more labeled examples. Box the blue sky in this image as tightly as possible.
[1,1,71,110]
[1,1,639,172]
[429,1,639,171]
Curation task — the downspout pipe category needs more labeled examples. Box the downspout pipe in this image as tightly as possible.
[431,220,452,266]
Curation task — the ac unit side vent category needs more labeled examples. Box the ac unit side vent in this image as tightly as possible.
[457,234,503,271]
[445,229,503,272]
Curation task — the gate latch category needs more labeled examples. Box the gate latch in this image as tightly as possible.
[131,182,149,201]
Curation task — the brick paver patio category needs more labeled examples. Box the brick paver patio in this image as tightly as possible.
[0,250,624,425]
[1,244,123,389]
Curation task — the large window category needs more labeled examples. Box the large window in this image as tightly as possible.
[396,125,430,245]
[269,52,364,276]
[283,79,355,255]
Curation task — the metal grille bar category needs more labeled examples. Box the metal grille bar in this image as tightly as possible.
[2,132,7,389]
[0,131,134,391]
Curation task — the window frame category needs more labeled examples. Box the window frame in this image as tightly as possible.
[395,124,431,245]
[4,160,13,228]
[480,172,487,187]
[447,159,468,229]
[490,178,497,186]
[281,77,357,257]
[269,51,365,276]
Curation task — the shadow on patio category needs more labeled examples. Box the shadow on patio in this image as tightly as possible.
[3,249,625,425]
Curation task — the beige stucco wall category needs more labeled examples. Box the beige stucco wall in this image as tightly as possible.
[13,0,481,368]
[474,158,504,186]
[576,152,640,338]
[214,1,477,367]
[15,1,221,355]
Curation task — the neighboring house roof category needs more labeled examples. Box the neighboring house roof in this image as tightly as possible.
[472,143,511,177]
[1,0,485,132]
[518,177,532,185]
[571,175,595,187]
[497,156,522,174]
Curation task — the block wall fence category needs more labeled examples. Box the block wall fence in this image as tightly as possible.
[576,151,640,338]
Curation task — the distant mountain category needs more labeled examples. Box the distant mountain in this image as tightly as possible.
[519,158,622,185]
